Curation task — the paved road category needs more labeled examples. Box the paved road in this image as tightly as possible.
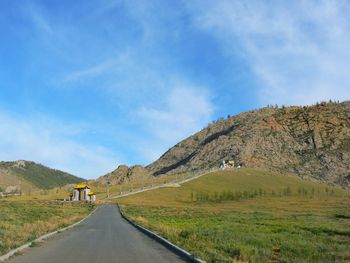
[9,204,186,263]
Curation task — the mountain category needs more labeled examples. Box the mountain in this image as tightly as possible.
[146,101,350,187]
[97,165,149,186]
[0,160,84,193]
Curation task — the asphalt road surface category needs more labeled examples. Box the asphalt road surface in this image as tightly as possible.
[9,204,186,263]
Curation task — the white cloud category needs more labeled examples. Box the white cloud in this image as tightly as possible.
[63,53,131,82]
[64,60,116,82]
[188,0,350,105]
[0,111,118,179]
[137,85,214,161]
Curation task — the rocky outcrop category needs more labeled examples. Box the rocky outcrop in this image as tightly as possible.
[147,101,350,187]
[97,165,150,185]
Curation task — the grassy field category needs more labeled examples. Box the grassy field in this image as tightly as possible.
[91,172,199,199]
[0,199,94,256]
[1,187,76,201]
[118,168,350,263]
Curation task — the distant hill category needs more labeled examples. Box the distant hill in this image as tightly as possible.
[146,101,350,187]
[96,165,149,186]
[0,160,84,193]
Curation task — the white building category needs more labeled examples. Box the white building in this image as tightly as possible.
[221,160,235,169]
[72,183,91,201]
[88,191,96,202]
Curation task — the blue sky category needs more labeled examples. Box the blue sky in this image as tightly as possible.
[0,0,349,179]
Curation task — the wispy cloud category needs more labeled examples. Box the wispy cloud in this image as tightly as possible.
[63,51,132,82]
[64,58,122,82]
[188,0,350,105]
[26,3,53,35]
[0,111,119,179]
[137,85,214,161]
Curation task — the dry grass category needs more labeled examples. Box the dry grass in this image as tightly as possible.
[92,172,196,199]
[1,187,75,201]
[0,200,94,256]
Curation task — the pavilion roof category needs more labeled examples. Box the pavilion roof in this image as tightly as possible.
[74,183,90,189]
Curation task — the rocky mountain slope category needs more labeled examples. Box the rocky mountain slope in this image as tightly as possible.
[0,160,84,193]
[147,101,350,187]
[96,165,149,185]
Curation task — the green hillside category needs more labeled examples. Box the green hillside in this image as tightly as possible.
[0,160,84,191]
[118,168,350,262]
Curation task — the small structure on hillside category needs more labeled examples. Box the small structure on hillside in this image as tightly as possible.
[220,160,240,170]
[221,160,235,169]
[72,183,95,201]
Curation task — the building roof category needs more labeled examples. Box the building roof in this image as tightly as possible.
[74,183,90,189]
[88,191,95,196]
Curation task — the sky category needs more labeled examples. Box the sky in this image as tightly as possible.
[0,0,349,179]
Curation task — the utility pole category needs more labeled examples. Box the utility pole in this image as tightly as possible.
[107,181,110,199]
